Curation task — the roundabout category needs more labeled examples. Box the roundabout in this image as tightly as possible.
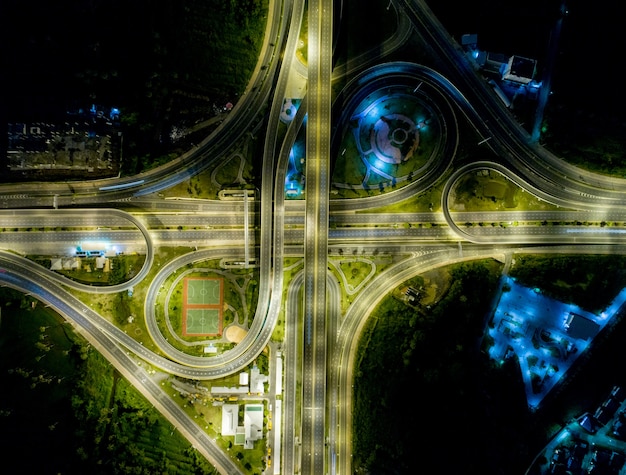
[364,100,431,165]
[281,63,460,206]
[370,112,423,165]
[330,62,458,195]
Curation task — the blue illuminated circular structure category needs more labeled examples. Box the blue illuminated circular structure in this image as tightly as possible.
[348,87,440,182]
[331,62,458,195]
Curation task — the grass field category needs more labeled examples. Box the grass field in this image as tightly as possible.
[186,308,221,335]
[183,277,224,336]
[451,169,562,212]
[186,278,222,305]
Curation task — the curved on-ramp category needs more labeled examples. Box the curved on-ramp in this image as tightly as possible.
[441,162,626,244]
[0,208,153,293]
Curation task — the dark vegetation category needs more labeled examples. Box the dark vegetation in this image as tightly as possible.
[352,260,546,474]
[353,254,626,474]
[541,103,626,177]
[0,288,217,474]
[540,0,626,176]
[333,0,399,67]
[509,254,626,314]
[5,0,267,176]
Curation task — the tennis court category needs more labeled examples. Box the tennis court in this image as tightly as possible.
[182,277,224,336]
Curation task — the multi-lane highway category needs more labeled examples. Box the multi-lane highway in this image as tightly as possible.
[301,0,333,474]
[5,0,626,474]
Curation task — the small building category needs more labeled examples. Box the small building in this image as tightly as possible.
[610,452,626,471]
[596,404,617,426]
[563,313,600,341]
[603,397,621,414]
[578,413,599,434]
[250,364,269,395]
[211,385,249,395]
[50,258,63,271]
[611,386,626,402]
[405,287,420,302]
[594,386,624,425]
[171,379,200,396]
[479,51,510,76]
[69,258,81,270]
[244,404,264,449]
[221,404,239,436]
[461,33,478,49]
[502,55,537,84]
[611,413,626,440]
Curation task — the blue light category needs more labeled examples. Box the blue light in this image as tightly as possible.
[285,180,301,198]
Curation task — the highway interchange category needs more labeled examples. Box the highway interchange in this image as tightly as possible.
[3,0,626,474]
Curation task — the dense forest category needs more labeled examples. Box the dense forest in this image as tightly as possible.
[509,254,626,314]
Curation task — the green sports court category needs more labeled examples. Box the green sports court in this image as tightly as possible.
[182,277,223,336]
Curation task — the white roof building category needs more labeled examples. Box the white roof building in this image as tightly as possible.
[221,404,239,436]
[50,258,63,270]
[244,404,264,449]
[250,364,268,395]
[502,55,537,84]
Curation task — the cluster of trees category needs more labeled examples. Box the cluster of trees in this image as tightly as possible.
[70,361,218,475]
[509,254,626,313]
[120,0,268,174]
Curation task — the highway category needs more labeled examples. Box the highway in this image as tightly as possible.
[301,0,333,474]
[5,0,626,474]
[8,206,626,253]
[0,255,242,473]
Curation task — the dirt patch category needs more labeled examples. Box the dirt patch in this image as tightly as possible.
[419,268,451,306]
[224,325,247,343]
